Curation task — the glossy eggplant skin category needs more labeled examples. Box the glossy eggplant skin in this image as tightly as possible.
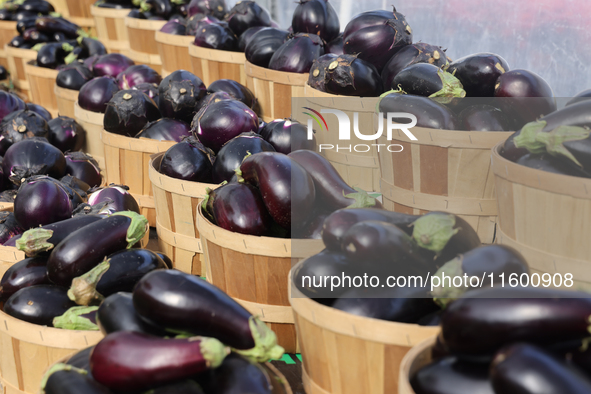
[156,252,173,269]
[260,119,315,154]
[490,343,591,394]
[4,285,76,326]
[97,292,166,336]
[440,287,591,359]
[0,256,50,302]
[566,88,591,106]
[323,54,383,97]
[446,53,509,97]
[378,92,458,130]
[382,43,449,90]
[268,33,324,74]
[536,99,591,132]
[244,27,289,68]
[196,353,272,394]
[459,104,514,131]
[410,356,494,394]
[44,369,113,394]
[392,63,463,98]
[516,153,591,177]
[461,245,529,278]
[240,152,315,229]
[66,346,94,374]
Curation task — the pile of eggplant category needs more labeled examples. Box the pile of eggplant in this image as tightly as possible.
[411,286,591,394]
[0,0,55,24]
[40,269,286,394]
[126,0,195,22]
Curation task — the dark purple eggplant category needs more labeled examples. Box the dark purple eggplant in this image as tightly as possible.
[378,92,458,130]
[47,116,85,153]
[156,252,173,269]
[103,90,161,137]
[9,36,34,49]
[145,380,205,393]
[35,42,73,69]
[0,212,23,245]
[0,256,49,302]
[16,17,37,35]
[117,64,162,90]
[59,64,94,91]
[566,88,591,106]
[382,43,449,89]
[410,356,494,394]
[515,153,591,177]
[417,310,442,326]
[212,132,274,183]
[160,20,186,34]
[92,53,135,78]
[185,13,209,35]
[3,138,66,183]
[0,65,7,80]
[26,104,51,123]
[158,70,207,123]
[226,1,270,37]
[239,151,315,229]
[260,119,315,154]
[193,21,238,51]
[268,33,324,73]
[13,177,72,229]
[42,365,112,394]
[0,91,26,123]
[187,0,226,19]
[206,79,256,110]
[446,52,509,97]
[68,248,166,305]
[65,152,102,188]
[35,16,83,38]
[325,33,343,55]
[343,8,412,73]
[392,63,465,100]
[196,91,234,112]
[60,174,90,196]
[308,54,337,92]
[46,212,148,287]
[90,331,228,391]
[135,118,191,142]
[133,82,160,106]
[4,284,76,326]
[97,292,167,336]
[0,109,49,144]
[78,76,120,113]
[159,136,214,182]
[244,27,289,68]
[238,25,265,51]
[458,104,513,131]
[79,37,107,57]
[292,208,330,239]
[291,0,339,42]
[491,343,591,394]
[65,346,93,373]
[133,269,283,360]
[322,54,383,96]
[141,0,172,17]
[88,185,140,214]
[196,353,274,394]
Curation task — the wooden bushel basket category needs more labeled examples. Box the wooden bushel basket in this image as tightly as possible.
[125,17,166,74]
[64,0,96,35]
[148,153,218,276]
[196,208,324,354]
[6,45,36,101]
[398,337,436,394]
[0,203,23,280]
[54,85,77,118]
[0,21,17,69]
[101,130,176,228]
[46,0,68,16]
[188,44,246,86]
[245,61,307,123]
[91,6,131,55]
[24,61,59,118]
[375,114,513,244]
[303,83,381,192]
[290,270,439,394]
[73,102,106,172]
[155,32,193,77]
[491,142,591,285]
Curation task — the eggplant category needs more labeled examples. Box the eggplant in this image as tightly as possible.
[79,37,107,57]
[52,305,100,330]
[0,256,50,302]
[516,153,591,177]
[196,353,274,394]
[260,119,315,154]
[36,42,74,69]
[308,53,338,91]
[42,365,112,394]
[65,346,94,373]
[0,212,23,245]
[46,211,148,287]
[92,53,135,78]
[196,91,234,112]
[159,136,214,182]
[135,118,191,142]
[156,252,173,269]
[382,43,449,89]
[206,79,256,111]
[268,33,324,74]
[212,132,275,184]
[158,70,207,124]
[13,177,72,229]
[193,21,238,51]
[133,269,284,361]
[566,88,591,106]
[292,208,330,239]
[141,0,172,17]
[239,151,315,229]
[160,20,186,35]
[47,116,85,153]
[35,17,82,38]
[187,0,226,19]
[17,17,37,35]
[4,285,76,326]
[103,90,161,137]
[186,13,208,35]
[117,64,161,90]
[88,185,140,214]
[21,0,55,14]
[410,356,494,394]
[1,109,49,144]
[133,82,160,106]
[445,53,509,97]
[458,104,514,131]
[78,76,120,113]
[97,292,166,336]
[65,152,102,188]
[0,91,26,123]
[238,25,266,51]
[226,1,271,37]
[417,310,442,326]
[440,287,591,359]
[23,28,52,44]
[392,63,465,101]
[378,92,458,130]
[244,27,289,68]
[291,0,339,42]
[491,343,591,394]
[322,54,383,97]
[325,33,343,55]
[68,248,167,305]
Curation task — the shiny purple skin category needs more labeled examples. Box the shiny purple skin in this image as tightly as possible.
[459,105,513,132]
[78,77,120,113]
[211,182,272,236]
[259,119,316,154]
[160,20,186,35]
[65,152,102,188]
[269,33,325,74]
[0,212,23,245]
[92,53,135,78]
[382,43,449,90]
[447,53,509,97]
[185,13,209,36]
[159,137,214,183]
[117,65,162,90]
[26,104,52,122]
[238,26,265,51]
[193,21,238,51]
[88,186,140,215]
[13,178,73,229]
[187,0,226,19]
[56,63,94,91]
[323,54,383,97]
[4,285,76,326]
[192,99,259,153]
[196,91,234,112]
[226,1,271,37]
[0,91,26,123]
[325,33,343,55]
[132,82,160,106]
[158,70,207,124]
[343,9,412,73]
[47,116,85,153]
[103,90,162,137]
[135,118,191,142]
[206,79,256,110]
[2,138,66,182]
[0,256,50,302]
[292,0,339,42]
[244,27,289,68]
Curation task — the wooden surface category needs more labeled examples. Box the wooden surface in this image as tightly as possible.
[73,102,106,172]
[155,32,193,77]
[188,44,246,86]
[125,17,165,72]
[65,0,94,18]
[91,6,131,54]
[54,85,77,118]
[25,62,59,116]
[398,338,435,394]
[6,46,36,101]
[0,21,16,68]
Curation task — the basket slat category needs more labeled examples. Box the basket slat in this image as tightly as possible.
[25,62,59,117]
[73,102,106,172]
[54,85,78,118]
[0,21,17,68]
[155,32,193,77]
[6,46,36,101]
[188,44,246,86]
[125,17,165,72]
[91,6,131,54]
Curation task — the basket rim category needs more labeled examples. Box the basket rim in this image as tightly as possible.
[124,15,167,30]
[245,60,308,86]
[148,153,219,198]
[398,336,437,394]
[155,30,195,46]
[90,4,132,17]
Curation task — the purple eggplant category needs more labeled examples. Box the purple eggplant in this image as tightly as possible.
[65,152,102,188]
[410,356,494,394]
[196,91,234,112]
[193,20,238,51]
[13,177,72,229]
[238,25,266,51]
[458,104,513,131]
[268,33,324,74]
[382,43,449,89]
[46,211,148,287]
[3,138,66,183]
[103,90,161,137]
[378,92,458,130]
[26,104,52,122]
[516,153,591,177]
[158,70,207,123]
[446,52,509,97]
[187,0,226,19]
[0,91,26,123]
[206,79,256,111]
[244,27,289,68]
[308,53,337,91]
[141,0,172,17]
[325,33,343,55]
[117,64,162,90]
[226,1,270,37]
[42,365,112,394]
[97,292,167,336]
[92,53,135,78]
[160,20,185,35]
[292,0,339,42]
[78,76,120,113]
[144,380,204,393]
[392,63,465,100]
[0,256,50,302]
[0,212,23,245]
[135,118,191,142]
[68,248,167,305]
[260,119,315,154]
[566,88,591,106]
[212,132,275,183]
[156,252,173,269]
[36,41,73,69]
[292,208,330,239]
[159,136,214,182]
[88,185,140,215]
[0,109,49,144]
[47,116,85,153]
[196,353,274,394]
[186,13,209,35]
[133,269,283,360]
[4,285,76,326]
[35,16,83,38]
[78,37,107,58]
[322,54,383,96]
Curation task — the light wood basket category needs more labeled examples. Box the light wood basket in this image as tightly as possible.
[24,62,59,118]
[188,44,246,86]
[0,21,17,69]
[91,6,131,55]
[46,0,68,16]
[303,83,381,192]
[101,130,176,228]
[375,115,513,244]
[5,45,36,101]
[0,203,22,279]
[289,269,440,394]
[491,142,591,285]
[196,208,324,354]
[155,32,193,77]
[398,337,436,394]
[73,102,106,172]
[125,17,166,74]
[64,0,96,36]
[54,85,77,118]
[245,60,307,123]
[148,153,218,276]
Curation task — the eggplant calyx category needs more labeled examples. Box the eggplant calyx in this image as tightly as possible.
[52,306,100,331]
[197,337,231,368]
[61,43,74,53]
[15,228,54,256]
[428,69,466,103]
[68,259,110,306]
[376,87,407,113]
[64,52,78,65]
[139,0,151,12]
[76,29,90,39]
[431,256,466,308]
[412,213,459,254]
[513,120,548,154]
[112,211,149,248]
[535,125,591,168]
[40,363,87,391]
[31,43,46,52]
[343,187,379,208]
[234,317,285,363]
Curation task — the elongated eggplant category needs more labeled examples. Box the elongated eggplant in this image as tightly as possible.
[410,356,494,394]
[0,212,23,245]
[322,54,383,97]
[566,88,591,106]
[42,364,112,394]
[392,63,465,101]
[446,53,509,97]
[382,43,449,89]
[268,33,324,74]
[194,21,238,51]
[68,248,167,305]
[196,353,273,394]
[440,287,591,359]
[97,292,166,336]
[239,152,315,229]
[0,256,50,301]
[4,285,76,326]
[244,27,289,68]
[133,269,284,361]
[292,208,330,239]
[491,343,591,394]
[238,26,266,51]
[35,17,83,38]
[458,104,514,131]
[516,153,591,177]
[46,212,148,287]
[66,346,94,373]
[378,92,458,130]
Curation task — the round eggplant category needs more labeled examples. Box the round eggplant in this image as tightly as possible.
[323,54,383,96]
[268,33,324,74]
[47,116,85,153]
[308,53,338,91]
[13,177,72,229]
[26,104,52,122]
[158,70,207,124]
[0,256,50,302]
[43,365,112,394]
[187,0,226,19]
[0,109,49,144]
[382,43,449,89]
[291,0,339,42]
[193,21,238,51]
[92,53,135,78]
[378,92,458,130]
[159,136,215,183]
[244,27,289,68]
[410,356,494,394]
[458,104,514,131]
[196,353,273,394]
[116,64,162,90]
[238,26,266,51]
[446,53,509,97]
[65,152,102,188]
[225,1,271,37]
[392,63,465,100]
[4,285,76,326]
[260,119,315,154]
[88,185,140,215]
[135,118,191,142]
[206,79,256,111]
[2,137,67,182]
[78,76,120,113]
[103,90,161,137]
